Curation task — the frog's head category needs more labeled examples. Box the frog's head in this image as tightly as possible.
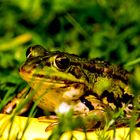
[19,45,90,90]
[19,45,96,112]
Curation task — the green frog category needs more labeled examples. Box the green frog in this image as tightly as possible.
[2,45,139,130]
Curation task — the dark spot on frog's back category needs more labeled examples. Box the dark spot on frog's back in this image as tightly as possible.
[122,94,133,103]
[100,90,110,99]
[80,96,94,110]
[83,59,129,83]
[101,90,122,108]
[83,63,96,73]
[83,60,110,74]
[69,67,83,79]
[106,92,115,103]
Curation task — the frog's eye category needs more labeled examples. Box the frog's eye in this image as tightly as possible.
[55,55,70,70]
[26,45,48,58]
[26,46,32,58]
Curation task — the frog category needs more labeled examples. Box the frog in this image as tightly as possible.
[2,45,139,131]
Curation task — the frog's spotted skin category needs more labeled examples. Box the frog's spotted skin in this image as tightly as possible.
[2,45,138,130]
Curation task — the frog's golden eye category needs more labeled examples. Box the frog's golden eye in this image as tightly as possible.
[55,55,70,71]
[26,45,48,58]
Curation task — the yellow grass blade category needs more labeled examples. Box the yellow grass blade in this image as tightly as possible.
[0,113,140,140]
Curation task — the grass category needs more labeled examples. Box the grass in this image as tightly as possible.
[1,0,140,139]
[1,64,140,140]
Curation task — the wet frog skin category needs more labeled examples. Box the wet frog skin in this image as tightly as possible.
[2,45,137,130]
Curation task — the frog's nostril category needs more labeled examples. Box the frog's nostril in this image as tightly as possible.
[19,65,32,73]
[19,67,24,72]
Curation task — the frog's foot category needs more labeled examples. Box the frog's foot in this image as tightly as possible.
[2,97,33,114]
[2,98,22,114]
[78,110,107,131]
[2,87,33,115]
[38,115,58,131]
[38,115,58,121]
[45,122,59,131]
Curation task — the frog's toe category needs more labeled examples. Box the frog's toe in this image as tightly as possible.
[45,122,58,132]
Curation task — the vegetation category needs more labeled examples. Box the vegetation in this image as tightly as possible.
[0,0,140,139]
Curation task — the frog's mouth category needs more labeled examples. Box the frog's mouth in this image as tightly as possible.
[32,74,77,84]
[19,66,85,86]
[19,68,85,89]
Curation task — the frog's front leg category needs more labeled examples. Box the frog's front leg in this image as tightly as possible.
[39,101,108,132]
[39,110,107,132]
[2,87,33,115]
[79,109,108,131]
[71,97,110,130]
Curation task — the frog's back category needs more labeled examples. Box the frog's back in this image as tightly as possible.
[79,58,133,110]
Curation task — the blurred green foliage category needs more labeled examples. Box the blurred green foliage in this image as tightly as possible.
[0,0,140,94]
